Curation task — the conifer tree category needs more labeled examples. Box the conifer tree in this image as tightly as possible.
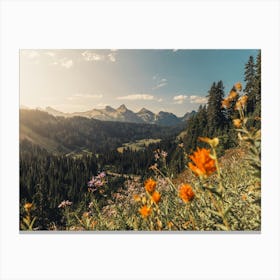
[207,81,226,136]
[254,50,261,117]
[244,55,256,113]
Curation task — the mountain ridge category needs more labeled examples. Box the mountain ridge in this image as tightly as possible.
[37,105,196,126]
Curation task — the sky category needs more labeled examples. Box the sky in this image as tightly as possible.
[20,49,258,117]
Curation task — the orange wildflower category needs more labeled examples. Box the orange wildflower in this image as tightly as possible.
[139,205,152,218]
[82,212,90,218]
[144,178,156,193]
[233,119,242,128]
[151,191,161,204]
[167,221,173,229]
[24,203,33,212]
[221,98,230,109]
[179,184,195,203]
[133,194,141,202]
[234,82,242,91]
[235,95,248,110]
[188,147,216,177]
[240,95,248,106]
[228,90,238,100]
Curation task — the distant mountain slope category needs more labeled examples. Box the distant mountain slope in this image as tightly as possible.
[42,105,196,126]
[20,109,185,154]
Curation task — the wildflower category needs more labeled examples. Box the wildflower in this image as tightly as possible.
[82,212,90,218]
[139,205,152,218]
[228,90,238,100]
[234,82,242,92]
[88,202,94,208]
[240,95,248,106]
[58,200,72,208]
[188,147,216,177]
[199,137,219,148]
[179,184,195,203]
[154,153,160,160]
[233,119,242,128]
[178,143,184,148]
[167,221,173,229]
[161,151,168,158]
[91,221,97,228]
[24,203,33,212]
[149,163,158,171]
[235,95,248,110]
[97,171,106,179]
[221,98,231,109]
[241,194,247,201]
[145,178,157,193]
[88,176,96,187]
[151,191,161,204]
[133,194,141,202]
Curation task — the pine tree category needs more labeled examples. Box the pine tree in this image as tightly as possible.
[207,81,226,136]
[254,50,261,117]
[244,55,256,114]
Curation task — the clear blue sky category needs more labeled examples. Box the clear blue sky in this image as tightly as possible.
[20,49,258,117]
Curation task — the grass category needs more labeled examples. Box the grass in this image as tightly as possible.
[117,138,161,153]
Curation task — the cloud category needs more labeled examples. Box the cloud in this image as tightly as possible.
[117,94,155,101]
[82,51,104,61]
[74,93,103,98]
[108,53,116,62]
[67,93,103,101]
[61,59,73,69]
[50,57,73,69]
[22,50,40,59]
[96,103,109,107]
[45,51,55,57]
[190,95,208,104]
[81,50,117,62]
[173,95,187,104]
[153,77,168,89]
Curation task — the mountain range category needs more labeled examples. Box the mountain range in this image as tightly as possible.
[42,105,196,126]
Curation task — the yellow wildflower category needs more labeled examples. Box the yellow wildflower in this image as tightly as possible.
[199,137,219,148]
[234,82,242,91]
[233,119,242,128]
[24,203,33,212]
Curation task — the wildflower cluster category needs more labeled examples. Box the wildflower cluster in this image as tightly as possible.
[87,172,106,192]
[137,178,162,219]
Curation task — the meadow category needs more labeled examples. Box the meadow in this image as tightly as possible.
[21,82,261,231]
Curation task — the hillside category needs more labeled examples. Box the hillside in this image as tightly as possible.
[20,109,185,154]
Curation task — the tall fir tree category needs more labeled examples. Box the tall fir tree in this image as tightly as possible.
[244,55,256,114]
[207,81,226,136]
[254,50,261,117]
